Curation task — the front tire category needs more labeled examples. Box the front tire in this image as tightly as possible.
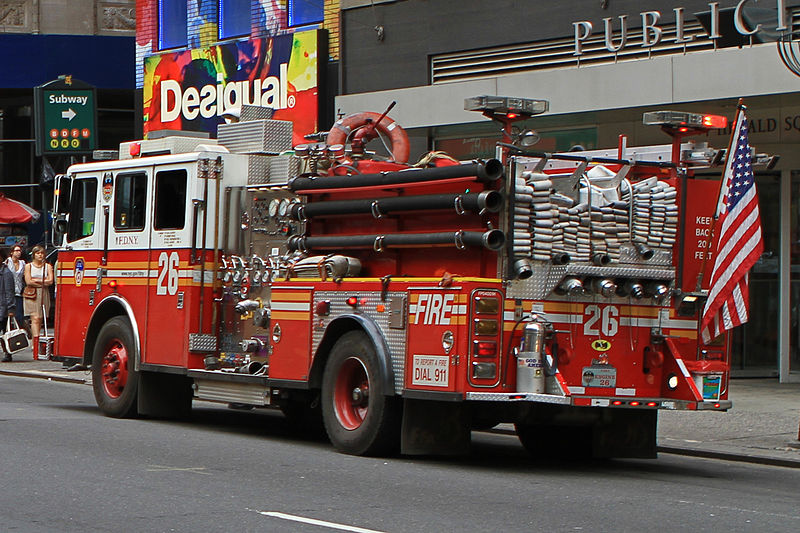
[321,331,399,456]
[92,317,139,418]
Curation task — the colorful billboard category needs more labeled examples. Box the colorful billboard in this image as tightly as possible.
[143,30,321,145]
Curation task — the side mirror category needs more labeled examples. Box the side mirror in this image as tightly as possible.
[52,216,68,248]
[53,174,72,215]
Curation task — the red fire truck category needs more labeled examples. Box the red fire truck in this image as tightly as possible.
[49,97,756,458]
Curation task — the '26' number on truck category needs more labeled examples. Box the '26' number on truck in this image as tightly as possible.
[583,304,619,337]
[156,251,180,296]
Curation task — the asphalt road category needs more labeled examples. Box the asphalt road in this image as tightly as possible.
[2,375,800,533]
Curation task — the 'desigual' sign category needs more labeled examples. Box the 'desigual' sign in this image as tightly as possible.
[143,30,322,145]
[572,0,789,55]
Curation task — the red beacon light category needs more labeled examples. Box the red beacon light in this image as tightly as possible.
[702,114,727,129]
[128,142,141,157]
[346,296,359,308]
[108,279,119,290]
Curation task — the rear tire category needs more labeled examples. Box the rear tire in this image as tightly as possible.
[321,331,399,456]
[92,317,139,418]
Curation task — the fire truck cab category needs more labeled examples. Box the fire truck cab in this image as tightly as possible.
[50,99,744,458]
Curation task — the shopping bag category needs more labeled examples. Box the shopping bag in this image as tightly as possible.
[2,316,29,354]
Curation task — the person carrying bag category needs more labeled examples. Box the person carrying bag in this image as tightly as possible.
[5,244,27,334]
[23,245,53,361]
[0,249,19,362]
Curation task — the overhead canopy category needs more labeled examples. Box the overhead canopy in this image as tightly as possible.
[0,194,40,225]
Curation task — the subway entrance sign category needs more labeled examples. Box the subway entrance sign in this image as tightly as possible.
[34,76,97,156]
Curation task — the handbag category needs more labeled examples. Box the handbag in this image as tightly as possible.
[2,316,29,354]
[23,286,37,299]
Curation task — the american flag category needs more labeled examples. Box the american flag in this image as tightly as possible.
[700,105,763,344]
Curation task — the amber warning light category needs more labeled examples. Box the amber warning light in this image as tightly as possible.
[642,111,727,131]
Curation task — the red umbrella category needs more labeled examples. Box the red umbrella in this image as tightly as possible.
[0,193,40,224]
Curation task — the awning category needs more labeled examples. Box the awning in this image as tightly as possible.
[0,194,40,224]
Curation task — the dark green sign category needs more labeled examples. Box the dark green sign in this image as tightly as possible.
[34,77,97,156]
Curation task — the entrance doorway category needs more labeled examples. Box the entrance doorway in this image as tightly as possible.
[729,173,780,376]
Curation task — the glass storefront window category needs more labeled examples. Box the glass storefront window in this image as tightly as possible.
[220,0,251,40]
[159,0,188,50]
[730,173,780,375]
[790,172,800,375]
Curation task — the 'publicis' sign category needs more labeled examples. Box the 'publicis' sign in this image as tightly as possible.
[572,0,789,56]
[143,30,321,144]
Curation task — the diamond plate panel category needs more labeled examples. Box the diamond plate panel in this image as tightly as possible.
[119,137,218,160]
[618,243,673,266]
[314,291,407,395]
[240,105,274,121]
[465,392,570,404]
[507,262,675,300]
[247,154,272,185]
[269,154,301,182]
[189,333,218,353]
[218,119,293,154]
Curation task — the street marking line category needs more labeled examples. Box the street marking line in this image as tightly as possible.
[259,511,386,533]
[146,465,211,475]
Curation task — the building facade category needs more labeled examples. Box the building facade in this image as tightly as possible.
[335,0,800,381]
[0,0,136,217]
[134,0,341,143]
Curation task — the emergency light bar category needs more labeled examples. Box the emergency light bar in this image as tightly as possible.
[642,111,727,130]
[465,96,549,117]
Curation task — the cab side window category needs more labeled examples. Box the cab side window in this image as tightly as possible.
[66,178,98,242]
[154,169,187,230]
[114,172,147,230]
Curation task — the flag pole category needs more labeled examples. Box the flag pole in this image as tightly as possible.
[695,98,746,292]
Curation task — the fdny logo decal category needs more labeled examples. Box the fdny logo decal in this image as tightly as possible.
[591,339,612,351]
[74,258,85,287]
[410,293,456,325]
[102,173,113,202]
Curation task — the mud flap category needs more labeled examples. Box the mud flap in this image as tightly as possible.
[401,399,470,455]
[592,408,657,459]
[138,371,193,419]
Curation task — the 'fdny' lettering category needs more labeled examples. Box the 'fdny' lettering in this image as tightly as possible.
[115,235,139,246]
[414,293,455,325]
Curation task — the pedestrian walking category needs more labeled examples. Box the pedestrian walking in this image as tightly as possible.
[23,245,53,361]
[5,244,27,334]
[0,249,18,362]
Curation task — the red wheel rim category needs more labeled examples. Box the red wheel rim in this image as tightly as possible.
[333,357,369,430]
[100,339,129,399]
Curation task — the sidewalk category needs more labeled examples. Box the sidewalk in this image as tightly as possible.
[2,347,799,466]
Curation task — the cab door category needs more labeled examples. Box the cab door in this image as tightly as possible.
[54,174,101,360]
[144,163,194,367]
[105,167,153,360]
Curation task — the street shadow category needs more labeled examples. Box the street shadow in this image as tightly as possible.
[50,402,727,479]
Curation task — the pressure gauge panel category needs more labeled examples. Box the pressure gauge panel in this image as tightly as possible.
[268,199,280,217]
[278,199,291,218]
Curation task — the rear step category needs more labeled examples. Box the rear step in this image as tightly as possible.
[187,369,271,406]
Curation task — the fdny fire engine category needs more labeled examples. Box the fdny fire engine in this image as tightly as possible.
[50,97,754,458]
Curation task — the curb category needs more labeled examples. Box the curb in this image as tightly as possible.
[656,446,800,469]
[487,427,800,468]
[0,368,87,385]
